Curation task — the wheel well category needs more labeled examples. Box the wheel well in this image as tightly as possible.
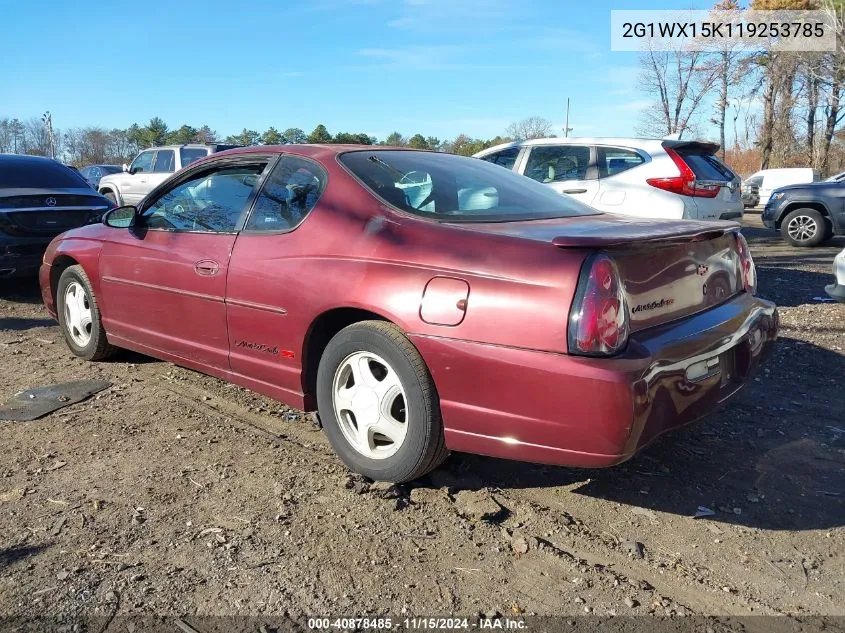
[50,255,79,304]
[777,202,830,229]
[302,308,390,409]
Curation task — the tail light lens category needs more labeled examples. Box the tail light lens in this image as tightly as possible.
[568,254,629,356]
[646,148,720,198]
[735,232,757,295]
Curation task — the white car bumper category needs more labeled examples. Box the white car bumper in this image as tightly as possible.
[825,248,845,303]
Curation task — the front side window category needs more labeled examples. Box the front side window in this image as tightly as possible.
[523,145,591,183]
[598,147,645,178]
[153,150,175,173]
[339,150,598,222]
[180,148,209,168]
[245,156,327,231]
[143,162,267,232]
[480,147,520,170]
[130,151,155,174]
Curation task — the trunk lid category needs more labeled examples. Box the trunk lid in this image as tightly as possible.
[451,214,745,331]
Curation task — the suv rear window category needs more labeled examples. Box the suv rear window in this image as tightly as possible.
[676,149,735,181]
[340,150,598,222]
[180,148,209,167]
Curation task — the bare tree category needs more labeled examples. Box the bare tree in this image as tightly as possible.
[636,42,721,139]
[505,117,554,141]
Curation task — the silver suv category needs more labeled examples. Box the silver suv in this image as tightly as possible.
[98,143,240,205]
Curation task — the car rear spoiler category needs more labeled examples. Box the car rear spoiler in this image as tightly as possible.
[551,222,737,249]
[661,140,721,155]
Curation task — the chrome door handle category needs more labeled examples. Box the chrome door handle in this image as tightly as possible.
[194,260,220,276]
[563,188,587,194]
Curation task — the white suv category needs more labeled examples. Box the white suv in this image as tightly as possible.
[473,137,743,221]
[98,143,240,206]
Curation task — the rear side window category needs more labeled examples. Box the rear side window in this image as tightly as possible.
[245,156,327,232]
[153,150,175,172]
[479,147,520,169]
[598,147,645,178]
[676,150,735,181]
[180,148,209,167]
[523,145,591,183]
[339,149,598,222]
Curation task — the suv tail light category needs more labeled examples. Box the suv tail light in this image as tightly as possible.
[735,231,757,295]
[569,254,629,356]
[646,147,721,198]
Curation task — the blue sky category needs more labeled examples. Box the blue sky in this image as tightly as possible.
[0,0,713,142]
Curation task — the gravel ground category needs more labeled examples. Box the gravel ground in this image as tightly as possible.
[0,213,843,631]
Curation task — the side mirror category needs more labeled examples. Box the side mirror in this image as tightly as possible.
[122,163,129,172]
[103,205,138,229]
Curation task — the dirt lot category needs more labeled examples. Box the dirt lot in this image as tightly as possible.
[0,214,843,631]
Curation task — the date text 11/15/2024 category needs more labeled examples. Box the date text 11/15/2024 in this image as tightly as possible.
[307,617,528,630]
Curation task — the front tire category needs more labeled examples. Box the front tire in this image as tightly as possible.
[56,265,117,361]
[781,208,826,247]
[102,191,117,204]
[316,321,448,483]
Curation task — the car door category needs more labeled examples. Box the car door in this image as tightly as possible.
[98,156,271,369]
[146,149,177,196]
[226,154,327,396]
[120,150,156,205]
[592,146,648,214]
[520,144,599,205]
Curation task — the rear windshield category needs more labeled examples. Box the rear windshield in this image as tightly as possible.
[180,148,209,167]
[677,149,736,181]
[339,150,599,222]
[0,159,90,188]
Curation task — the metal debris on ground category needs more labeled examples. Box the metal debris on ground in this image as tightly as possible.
[694,506,716,518]
[0,380,111,421]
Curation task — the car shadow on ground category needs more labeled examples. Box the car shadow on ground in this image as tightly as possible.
[755,266,838,308]
[0,317,56,331]
[0,545,48,569]
[437,336,844,532]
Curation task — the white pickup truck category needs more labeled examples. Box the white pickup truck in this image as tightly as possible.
[98,143,240,205]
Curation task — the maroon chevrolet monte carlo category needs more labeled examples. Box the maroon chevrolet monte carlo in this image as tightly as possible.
[39,144,778,482]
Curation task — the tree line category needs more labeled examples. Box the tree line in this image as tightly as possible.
[636,0,845,175]
[0,115,549,167]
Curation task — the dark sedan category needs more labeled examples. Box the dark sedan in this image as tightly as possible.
[1,155,113,278]
[762,179,845,247]
[78,164,122,190]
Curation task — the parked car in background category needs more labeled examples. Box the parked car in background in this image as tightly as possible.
[762,178,845,246]
[40,145,777,483]
[1,155,113,278]
[824,170,845,183]
[98,143,241,205]
[79,164,121,190]
[744,167,820,207]
[741,182,760,208]
[826,248,845,302]
[474,137,743,222]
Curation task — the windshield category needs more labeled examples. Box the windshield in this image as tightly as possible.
[0,159,90,188]
[339,150,599,222]
[101,165,122,175]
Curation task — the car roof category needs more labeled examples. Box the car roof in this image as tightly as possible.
[0,154,64,166]
[208,144,415,161]
[474,136,673,156]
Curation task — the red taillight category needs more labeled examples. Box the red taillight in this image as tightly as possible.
[646,148,720,198]
[569,255,629,356]
[735,232,757,295]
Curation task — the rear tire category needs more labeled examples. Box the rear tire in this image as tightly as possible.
[56,265,117,361]
[316,321,448,483]
[781,208,826,247]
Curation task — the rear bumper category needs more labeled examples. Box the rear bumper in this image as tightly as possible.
[410,293,778,468]
[826,283,845,303]
[0,238,50,278]
[719,210,743,220]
